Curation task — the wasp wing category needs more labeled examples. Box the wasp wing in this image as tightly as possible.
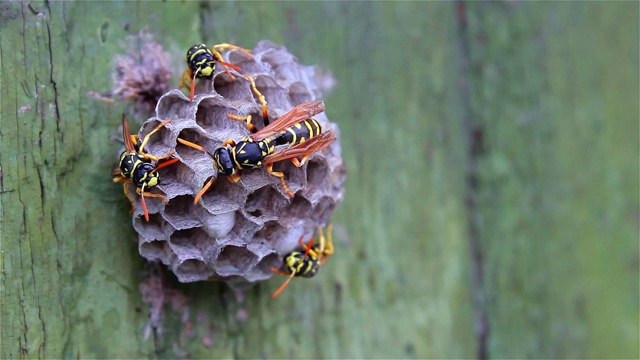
[122,114,137,152]
[250,100,325,142]
[262,130,336,165]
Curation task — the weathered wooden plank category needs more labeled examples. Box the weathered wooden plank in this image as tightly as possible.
[462,1,639,358]
[0,1,202,358]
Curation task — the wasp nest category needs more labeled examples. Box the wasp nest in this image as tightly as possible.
[130,41,345,287]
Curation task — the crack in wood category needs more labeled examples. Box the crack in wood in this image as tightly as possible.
[455,1,489,359]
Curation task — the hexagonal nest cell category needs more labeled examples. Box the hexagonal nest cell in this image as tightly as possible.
[125,40,346,287]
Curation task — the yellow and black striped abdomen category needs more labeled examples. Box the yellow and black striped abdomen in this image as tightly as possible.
[275,118,322,147]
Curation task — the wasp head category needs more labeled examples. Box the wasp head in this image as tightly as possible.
[213,147,236,177]
[133,162,160,189]
[186,44,216,79]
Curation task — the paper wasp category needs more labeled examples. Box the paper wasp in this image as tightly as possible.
[177,100,336,203]
[271,224,334,298]
[112,114,179,221]
[179,43,254,101]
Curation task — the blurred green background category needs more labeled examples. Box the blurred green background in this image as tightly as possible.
[1,1,637,358]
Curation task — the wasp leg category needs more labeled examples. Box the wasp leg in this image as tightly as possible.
[138,119,172,154]
[180,137,236,152]
[319,224,334,263]
[193,176,216,205]
[178,67,197,101]
[210,49,237,80]
[139,191,169,203]
[266,163,294,197]
[211,43,255,60]
[271,267,292,277]
[189,78,196,102]
[136,187,169,222]
[136,184,151,221]
[226,113,256,133]
[124,185,136,214]
[153,157,179,172]
[209,44,245,81]
[178,138,206,152]
[221,139,237,148]
[244,75,269,126]
[143,150,175,163]
[226,172,242,183]
[299,236,315,257]
[271,271,296,298]
[112,176,136,215]
[211,43,254,80]
[177,138,219,159]
[290,154,311,168]
[179,68,194,91]
[115,181,137,215]
[112,167,123,178]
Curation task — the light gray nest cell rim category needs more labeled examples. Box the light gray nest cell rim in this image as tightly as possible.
[126,41,346,287]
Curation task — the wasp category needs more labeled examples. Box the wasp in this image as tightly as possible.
[112,114,179,221]
[179,43,254,102]
[177,100,336,203]
[271,224,334,298]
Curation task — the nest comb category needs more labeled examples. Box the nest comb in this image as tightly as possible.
[126,40,346,288]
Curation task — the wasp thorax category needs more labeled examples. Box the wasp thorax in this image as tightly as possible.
[233,139,269,170]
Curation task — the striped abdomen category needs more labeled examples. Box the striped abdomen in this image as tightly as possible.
[274,118,322,147]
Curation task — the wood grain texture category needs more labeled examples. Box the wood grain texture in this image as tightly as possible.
[461,2,639,358]
[0,1,636,359]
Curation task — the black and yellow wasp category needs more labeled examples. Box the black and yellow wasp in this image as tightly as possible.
[177,100,336,203]
[112,114,178,221]
[179,43,254,102]
[271,224,334,298]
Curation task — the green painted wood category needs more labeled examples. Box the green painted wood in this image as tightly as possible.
[0,1,201,358]
[462,2,639,358]
[1,1,636,359]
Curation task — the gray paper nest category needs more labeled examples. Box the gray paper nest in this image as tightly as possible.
[129,41,345,287]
